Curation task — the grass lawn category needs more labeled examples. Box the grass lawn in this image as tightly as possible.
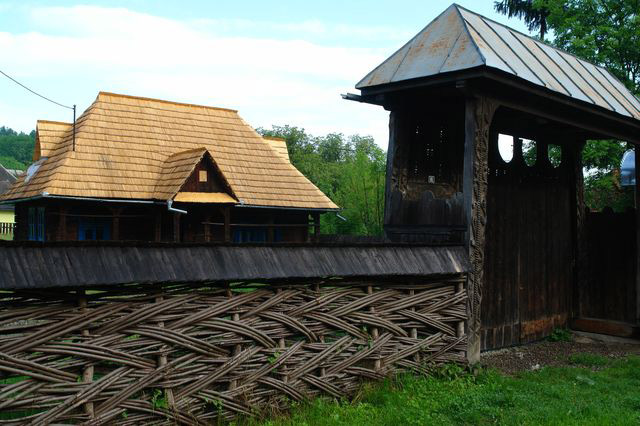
[248,354,640,426]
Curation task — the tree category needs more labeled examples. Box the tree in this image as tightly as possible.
[0,126,35,170]
[537,0,640,94]
[257,125,386,235]
[494,0,550,39]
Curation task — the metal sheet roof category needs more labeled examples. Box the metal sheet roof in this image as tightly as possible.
[357,4,640,121]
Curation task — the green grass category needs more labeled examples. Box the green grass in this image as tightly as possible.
[243,356,640,426]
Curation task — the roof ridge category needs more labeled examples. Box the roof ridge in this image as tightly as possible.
[453,3,617,77]
[164,146,209,158]
[97,91,238,113]
[37,120,73,126]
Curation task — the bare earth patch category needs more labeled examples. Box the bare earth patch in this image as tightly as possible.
[481,332,640,375]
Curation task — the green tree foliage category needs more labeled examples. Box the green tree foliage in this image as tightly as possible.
[0,126,35,170]
[258,126,386,236]
[495,0,640,211]
[494,0,550,38]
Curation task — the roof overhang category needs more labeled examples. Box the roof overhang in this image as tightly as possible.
[353,67,640,144]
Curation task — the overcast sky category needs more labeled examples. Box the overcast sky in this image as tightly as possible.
[0,0,530,149]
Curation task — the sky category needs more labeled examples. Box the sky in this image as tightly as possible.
[0,0,531,150]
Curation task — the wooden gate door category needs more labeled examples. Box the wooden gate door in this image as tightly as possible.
[481,134,574,350]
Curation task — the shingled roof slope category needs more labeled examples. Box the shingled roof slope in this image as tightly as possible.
[357,4,640,121]
[2,92,338,210]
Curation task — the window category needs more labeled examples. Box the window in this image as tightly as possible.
[233,228,267,243]
[27,207,45,241]
[198,170,208,182]
[78,218,111,241]
[498,134,514,163]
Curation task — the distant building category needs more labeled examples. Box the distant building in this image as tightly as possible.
[0,92,338,242]
[0,164,17,240]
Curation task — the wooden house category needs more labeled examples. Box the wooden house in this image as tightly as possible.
[348,4,640,355]
[0,92,338,242]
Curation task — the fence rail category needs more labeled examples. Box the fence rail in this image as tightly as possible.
[0,276,467,424]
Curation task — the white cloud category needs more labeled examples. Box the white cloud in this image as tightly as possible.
[1,5,391,146]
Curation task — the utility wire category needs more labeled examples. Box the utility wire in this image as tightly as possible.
[0,68,74,110]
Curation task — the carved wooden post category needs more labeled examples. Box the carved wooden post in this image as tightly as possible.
[569,139,586,320]
[462,96,497,363]
[383,111,398,235]
[636,145,640,324]
[77,289,94,418]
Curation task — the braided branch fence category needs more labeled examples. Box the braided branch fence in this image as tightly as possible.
[0,276,467,424]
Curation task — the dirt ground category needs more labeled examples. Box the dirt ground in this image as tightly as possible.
[481,332,640,375]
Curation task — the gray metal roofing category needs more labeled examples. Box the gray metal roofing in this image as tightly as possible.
[357,4,640,121]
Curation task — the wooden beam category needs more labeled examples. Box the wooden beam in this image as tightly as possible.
[204,214,212,243]
[57,206,67,241]
[223,207,231,243]
[173,212,181,243]
[571,317,640,339]
[313,212,320,243]
[267,215,274,243]
[154,210,162,242]
[111,208,122,241]
[462,95,497,364]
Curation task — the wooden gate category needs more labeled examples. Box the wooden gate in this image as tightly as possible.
[481,135,574,350]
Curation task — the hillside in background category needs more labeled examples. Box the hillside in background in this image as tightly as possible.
[0,126,35,171]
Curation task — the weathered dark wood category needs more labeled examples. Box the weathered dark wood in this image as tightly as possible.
[571,317,640,339]
[173,212,181,243]
[637,144,640,325]
[224,206,231,243]
[0,242,470,289]
[582,210,637,323]
[463,95,497,360]
[481,110,574,350]
[570,140,586,320]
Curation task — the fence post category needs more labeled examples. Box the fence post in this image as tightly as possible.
[227,285,240,390]
[367,285,381,371]
[155,290,175,408]
[77,289,94,419]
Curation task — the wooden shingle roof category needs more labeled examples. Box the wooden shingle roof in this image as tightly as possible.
[2,92,338,210]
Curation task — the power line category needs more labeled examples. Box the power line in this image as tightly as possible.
[0,68,74,110]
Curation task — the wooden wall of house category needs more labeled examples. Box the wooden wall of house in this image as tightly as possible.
[481,128,574,350]
[384,100,466,243]
[581,209,637,324]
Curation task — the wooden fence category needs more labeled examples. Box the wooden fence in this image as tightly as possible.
[0,276,467,424]
[0,222,14,239]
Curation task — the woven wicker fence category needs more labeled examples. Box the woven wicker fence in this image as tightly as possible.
[0,276,467,424]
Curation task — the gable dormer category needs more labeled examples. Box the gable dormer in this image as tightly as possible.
[154,148,237,204]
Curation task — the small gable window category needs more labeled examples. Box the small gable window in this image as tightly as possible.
[198,170,208,182]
